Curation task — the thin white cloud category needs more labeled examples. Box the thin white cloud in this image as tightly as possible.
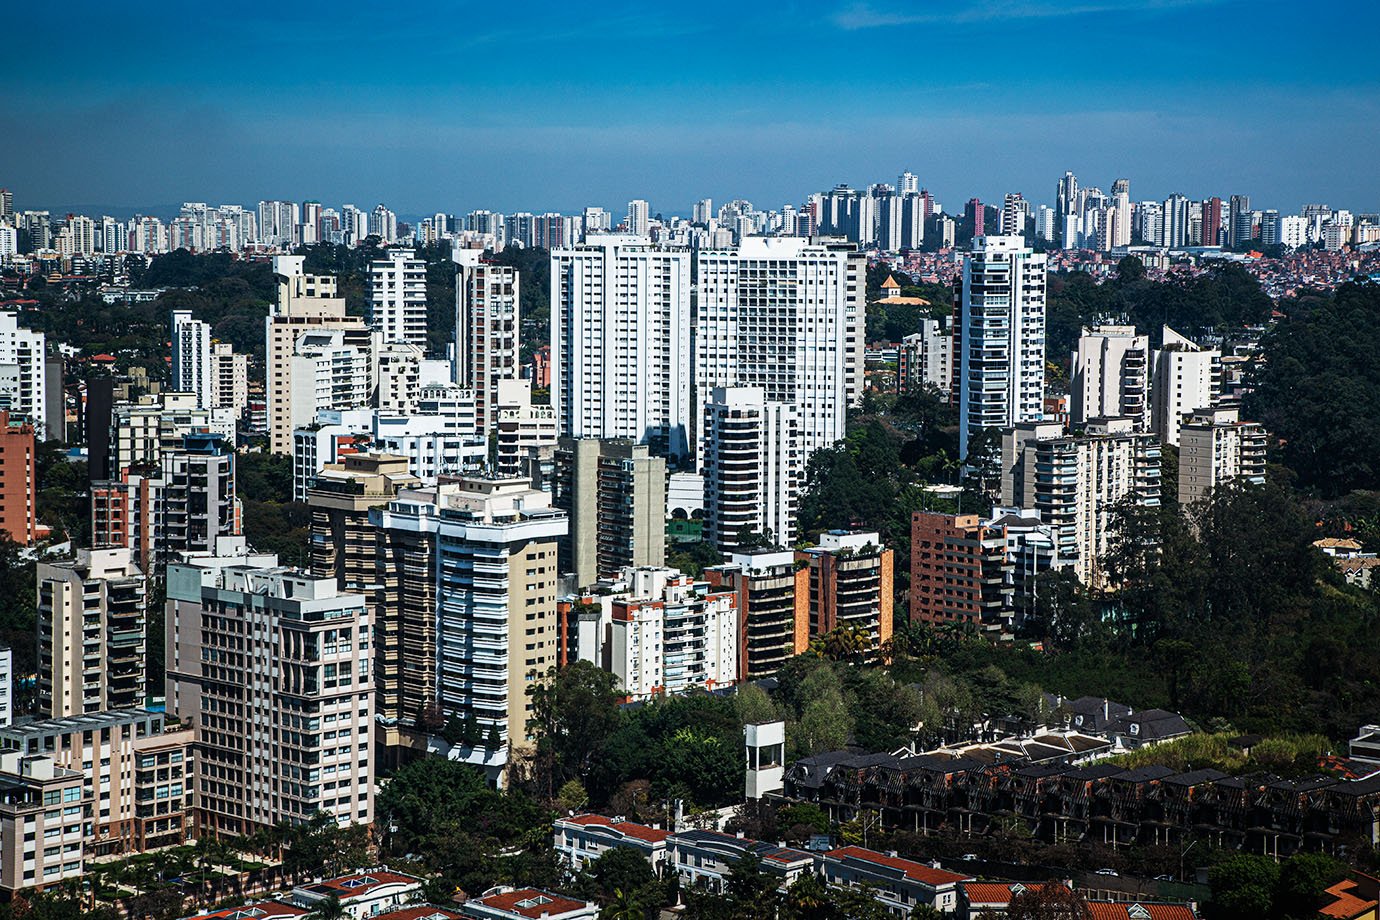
[832,0,1224,30]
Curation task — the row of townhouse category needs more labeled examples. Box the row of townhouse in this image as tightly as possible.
[778,752,1380,855]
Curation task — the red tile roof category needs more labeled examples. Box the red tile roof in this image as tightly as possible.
[1320,878,1380,920]
[962,881,1060,906]
[561,813,670,843]
[182,901,307,920]
[471,889,590,919]
[825,847,970,887]
[1088,903,1198,920]
[308,871,421,901]
[374,908,462,920]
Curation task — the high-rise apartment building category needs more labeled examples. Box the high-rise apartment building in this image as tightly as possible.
[430,478,566,784]
[494,379,558,479]
[1070,325,1150,429]
[607,567,738,700]
[171,310,213,408]
[37,549,147,717]
[703,550,809,682]
[550,235,692,460]
[702,387,800,553]
[108,392,236,476]
[1162,194,1190,249]
[1001,419,1161,587]
[453,250,520,436]
[910,512,1012,631]
[1201,197,1223,247]
[258,200,300,248]
[266,255,370,454]
[375,341,426,414]
[796,532,893,656]
[0,312,46,437]
[90,468,162,572]
[553,438,666,589]
[0,753,88,893]
[694,237,865,468]
[1152,326,1220,447]
[626,200,650,236]
[0,412,36,545]
[1228,194,1252,247]
[964,198,985,242]
[159,433,240,566]
[955,236,1047,460]
[166,540,373,835]
[0,710,193,856]
[368,249,427,348]
[307,453,420,595]
[289,329,373,428]
[898,318,952,395]
[1111,179,1132,247]
[209,342,248,416]
[1178,408,1267,508]
[1000,193,1028,237]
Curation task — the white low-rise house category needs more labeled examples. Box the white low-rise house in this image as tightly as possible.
[665,829,814,893]
[460,888,596,920]
[821,846,972,915]
[292,870,423,919]
[551,814,670,871]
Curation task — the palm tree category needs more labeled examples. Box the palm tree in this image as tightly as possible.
[308,894,347,920]
[599,888,644,920]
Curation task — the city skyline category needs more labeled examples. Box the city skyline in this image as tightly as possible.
[4,1,1379,216]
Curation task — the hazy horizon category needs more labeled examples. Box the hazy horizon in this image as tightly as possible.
[5,1,1379,218]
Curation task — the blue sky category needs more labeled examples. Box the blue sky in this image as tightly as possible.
[4,0,1378,218]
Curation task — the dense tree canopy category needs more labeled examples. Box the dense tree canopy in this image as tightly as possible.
[1247,280,1380,496]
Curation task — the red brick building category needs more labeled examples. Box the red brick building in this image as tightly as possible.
[0,411,36,545]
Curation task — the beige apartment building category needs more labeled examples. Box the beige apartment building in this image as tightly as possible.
[0,753,88,893]
[266,255,371,454]
[166,539,373,836]
[37,548,147,717]
[0,709,192,856]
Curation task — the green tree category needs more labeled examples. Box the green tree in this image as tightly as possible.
[1207,854,1281,920]
[590,847,655,901]
[528,662,623,798]
[1274,853,1348,920]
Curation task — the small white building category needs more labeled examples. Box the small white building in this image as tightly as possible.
[551,814,670,871]
[292,870,424,920]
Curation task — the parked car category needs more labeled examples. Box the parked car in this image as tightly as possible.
[1096,868,1119,877]
[961,854,979,862]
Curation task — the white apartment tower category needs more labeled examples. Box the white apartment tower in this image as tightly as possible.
[609,567,738,701]
[626,200,650,236]
[956,236,1047,460]
[209,342,249,416]
[166,541,373,835]
[266,255,370,454]
[453,249,521,436]
[289,329,373,431]
[702,387,801,553]
[368,248,428,348]
[551,235,692,461]
[1070,325,1150,429]
[1152,326,1220,447]
[694,236,865,468]
[0,312,46,437]
[898,318,952,395]
[170,310,214,408]
[1001,418,1161,587]
[1111,179,1132,247]
[1178,407,1267,508]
